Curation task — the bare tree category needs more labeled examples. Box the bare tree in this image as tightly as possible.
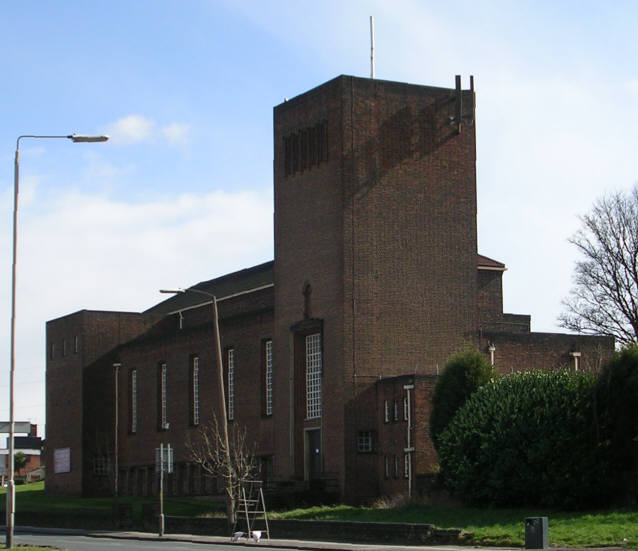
[559,185,638,347]
[187,414,258,531]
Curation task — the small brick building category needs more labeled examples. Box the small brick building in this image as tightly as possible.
[45,75,613,501]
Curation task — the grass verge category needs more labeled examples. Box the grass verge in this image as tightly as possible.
[0,481,224,520]
[270,504,638,548]
[2,482,637,548]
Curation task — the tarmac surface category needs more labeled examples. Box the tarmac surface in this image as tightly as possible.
[4,525,628,551]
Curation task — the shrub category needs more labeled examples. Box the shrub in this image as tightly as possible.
[429,350,494,451]
[596,346,638,503]
[438,369,603,508]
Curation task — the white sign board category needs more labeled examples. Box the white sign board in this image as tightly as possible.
[155,444,173,474]
[54,448,71,474]
[0,421,32,434]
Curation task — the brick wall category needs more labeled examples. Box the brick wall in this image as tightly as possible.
[376,375,438,499]
[411,376,438,479]
[273,76,479,499]
[46,310,157,496]
[376,377,411,499]
[478,269,503,324]
[343,77,479,380]
[273,76,347,488]
[480,331,614,374]
[81,288,275,496]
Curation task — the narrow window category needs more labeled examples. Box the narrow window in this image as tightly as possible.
[292,134,300,174]
[284,136,292,176]
[384,455,390,479]
[265,340,273,416]
[300,128,308,171]
[62,339,67,357]
[159,362,168,430]
[404,453,410,479]
[393,400,399,422]
[73,335,79,354]
[191,356,200,426]
[394,455,399,479]
[357,431,373,453]
[318,121,329,162]
[227,349,235,421]
[384,400,390,423]
[305,333,322,419]
[93,456,110,476]
[50,342,55,360]
[130,369,137,434]
[310,125,318,166]
[403,396,408,421]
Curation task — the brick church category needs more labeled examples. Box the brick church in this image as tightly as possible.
[45,75,613,501]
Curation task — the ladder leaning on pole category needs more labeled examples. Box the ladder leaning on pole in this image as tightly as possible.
[237,479,269,541]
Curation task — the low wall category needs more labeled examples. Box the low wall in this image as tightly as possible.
[13,511,114,530]
[161,516,468,545]
[12,510,469,546]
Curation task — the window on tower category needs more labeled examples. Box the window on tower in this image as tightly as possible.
[284,120,328,176]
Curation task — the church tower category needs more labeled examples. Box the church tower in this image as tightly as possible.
[272,75,478,499]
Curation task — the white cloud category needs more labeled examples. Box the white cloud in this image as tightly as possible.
[105,115,192,147]
[0,187,273,433]
[106,114,155,144]
[161,123,190,145]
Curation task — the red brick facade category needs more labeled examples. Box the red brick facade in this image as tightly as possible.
[45,75,614,501]
[45,310,158,496]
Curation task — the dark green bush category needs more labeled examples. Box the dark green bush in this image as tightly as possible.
[596,346,638,503]
[438,369,603,508]
[429,350,494,451]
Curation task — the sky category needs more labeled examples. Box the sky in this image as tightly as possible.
[1,1,637,437]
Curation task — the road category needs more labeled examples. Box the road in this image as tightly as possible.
[6,527,626,551]
[7,528,540,551]
[13,531,289,551]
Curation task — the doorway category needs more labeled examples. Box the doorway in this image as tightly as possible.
[305,429,321,481]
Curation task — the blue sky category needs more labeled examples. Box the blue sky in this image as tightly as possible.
[1,1,637,435]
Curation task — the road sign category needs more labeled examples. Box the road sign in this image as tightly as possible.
[155,444,173,474]
[0,422,32,434]
[155,443,173,537]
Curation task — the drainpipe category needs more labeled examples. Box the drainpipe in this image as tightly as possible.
[403,383,415,498]
[113,362,121,498]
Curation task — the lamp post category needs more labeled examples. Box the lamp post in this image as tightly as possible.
[6,134,109,549]
[159,288,233,532]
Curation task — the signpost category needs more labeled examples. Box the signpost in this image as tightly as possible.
[1,420,32,539]
[155,443,173,537]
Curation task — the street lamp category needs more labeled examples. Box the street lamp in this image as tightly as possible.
[159,288,234,533]
[6,134,109,549]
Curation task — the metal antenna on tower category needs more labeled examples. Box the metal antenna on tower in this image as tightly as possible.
[370,16,375,79]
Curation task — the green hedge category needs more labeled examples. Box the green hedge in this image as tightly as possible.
[438,370,603,508]
[429,350,494,451]
[595,346,638,503]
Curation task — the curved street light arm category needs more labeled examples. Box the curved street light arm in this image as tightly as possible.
[6,133,108,549]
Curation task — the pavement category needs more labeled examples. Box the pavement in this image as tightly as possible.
[6,525,628,551]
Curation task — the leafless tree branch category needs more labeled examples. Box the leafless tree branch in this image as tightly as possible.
[186,414,258,524]
[559,185,638,347]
